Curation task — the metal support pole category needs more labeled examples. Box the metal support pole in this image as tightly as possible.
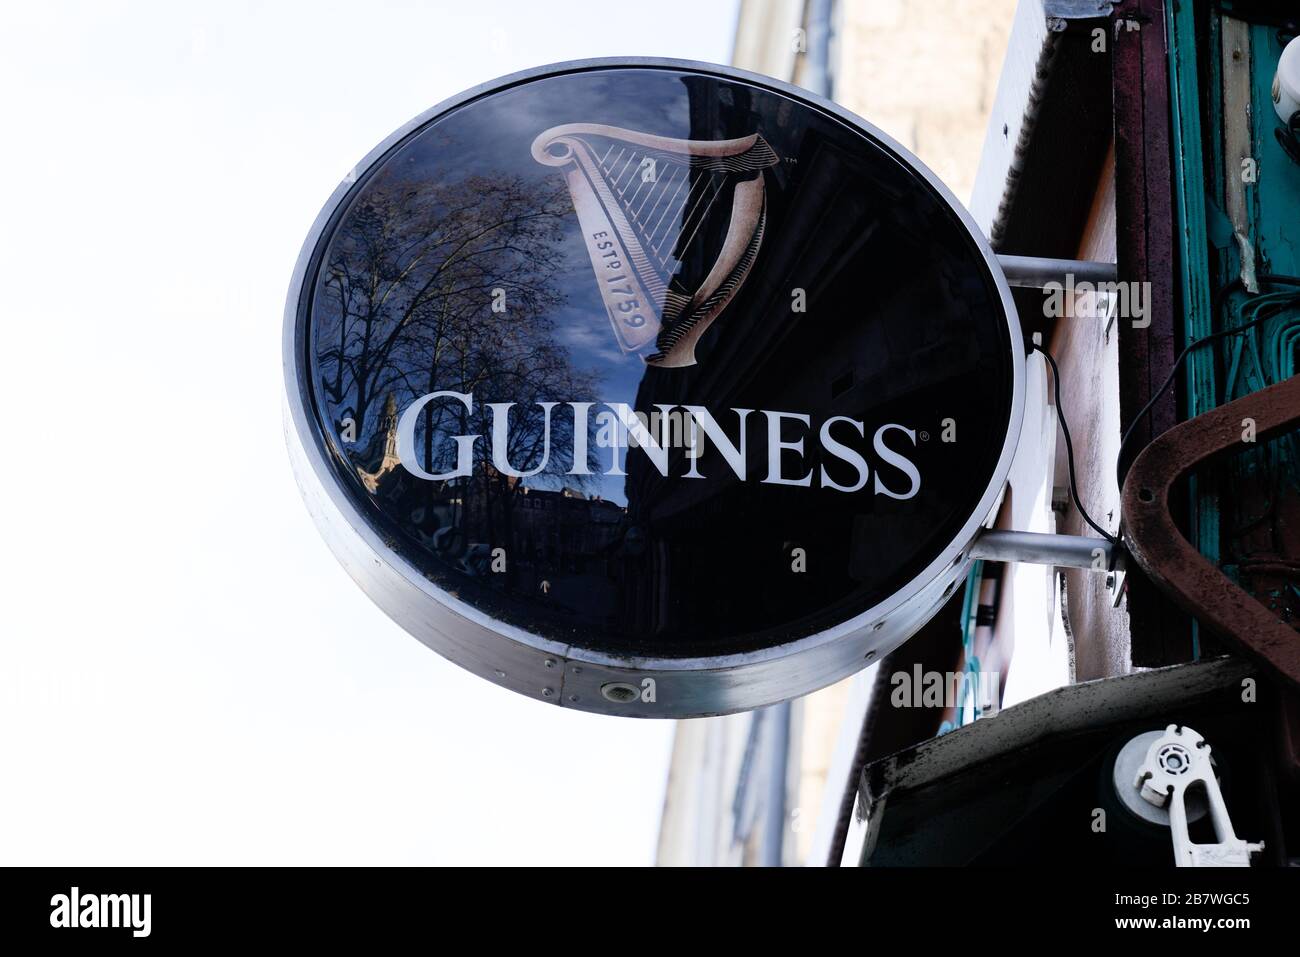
[760,700,790,867]
[997,254,1119,289]
[802,0,832,98]
[970,529,1124,571]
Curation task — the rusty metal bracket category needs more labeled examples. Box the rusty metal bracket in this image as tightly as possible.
[1121,374,1300,688]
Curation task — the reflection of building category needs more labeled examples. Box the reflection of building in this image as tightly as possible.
[358,394,402,493]
[354,397,632,624]
[511,486,626,568]
[663,0,1300,869]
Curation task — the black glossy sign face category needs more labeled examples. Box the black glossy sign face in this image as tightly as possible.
[296,64,1017,660]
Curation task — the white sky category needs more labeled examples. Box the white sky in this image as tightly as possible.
[0,0,739,865]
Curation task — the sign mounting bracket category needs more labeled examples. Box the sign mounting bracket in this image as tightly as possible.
[970,529,1123,572]
[997,254,1118,289]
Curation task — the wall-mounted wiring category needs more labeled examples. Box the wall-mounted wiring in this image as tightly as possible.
[1115,275,1300,489]
[1032,343,1119,544]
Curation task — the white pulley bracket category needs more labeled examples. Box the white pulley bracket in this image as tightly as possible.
[1135,724,1264,868]
[1275,35,1299,127]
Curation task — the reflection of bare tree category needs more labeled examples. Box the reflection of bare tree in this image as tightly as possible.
[314,168,604,582]
[317,172,573,429]
[469,336,601,551]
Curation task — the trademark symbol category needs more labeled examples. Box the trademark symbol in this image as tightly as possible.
[918,431,930,442]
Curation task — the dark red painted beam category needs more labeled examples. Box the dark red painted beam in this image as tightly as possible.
[1112,0,1194,665]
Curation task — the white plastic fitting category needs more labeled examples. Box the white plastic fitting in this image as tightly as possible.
[1276,35,1300,127]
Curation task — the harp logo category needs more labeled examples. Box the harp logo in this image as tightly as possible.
[532,123,778,368]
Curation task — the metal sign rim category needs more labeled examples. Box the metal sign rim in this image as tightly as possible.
[282,56,1025,717]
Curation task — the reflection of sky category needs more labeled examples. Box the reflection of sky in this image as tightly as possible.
[324,71,724,506]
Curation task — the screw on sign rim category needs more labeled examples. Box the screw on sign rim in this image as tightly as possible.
[283,58,1025,717]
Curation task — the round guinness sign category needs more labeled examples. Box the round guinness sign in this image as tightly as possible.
[284,59,1024,717]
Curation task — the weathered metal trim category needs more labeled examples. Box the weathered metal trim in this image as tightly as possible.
[970,1,1112,255]
[969,3,1063,245]
[1045,0,1117,18]
[1121,374,1300,688]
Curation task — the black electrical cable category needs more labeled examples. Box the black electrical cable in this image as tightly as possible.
[1114,274,1300,487]
[1032,343,1119,544]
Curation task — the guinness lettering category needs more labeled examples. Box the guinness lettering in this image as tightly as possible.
[285,59,1024,716]
[393,392,921,494]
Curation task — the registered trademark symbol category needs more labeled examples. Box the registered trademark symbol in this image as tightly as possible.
[918,431,930,442]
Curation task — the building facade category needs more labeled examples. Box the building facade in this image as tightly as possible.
[659,0,1300,867]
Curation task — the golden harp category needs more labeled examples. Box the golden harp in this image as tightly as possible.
[532,123,779,368]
